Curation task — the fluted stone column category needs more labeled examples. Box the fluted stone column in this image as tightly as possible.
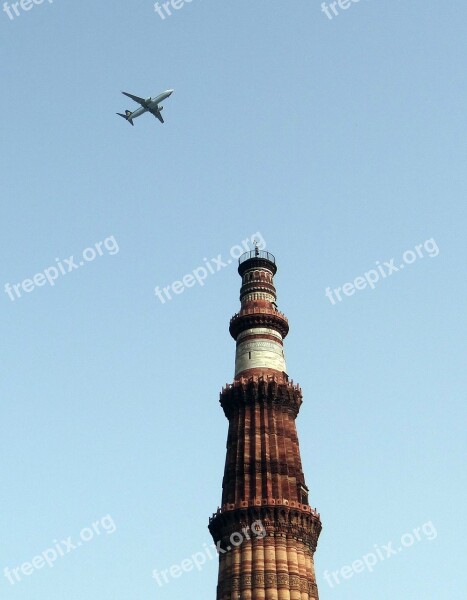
[264,535,278,600]
[252,537,265,600]
[286,537,301,600]
[241,539,253,600]
[296,543,309,600]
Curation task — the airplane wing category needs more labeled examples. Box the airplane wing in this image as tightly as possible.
[121,91,148,107]
[150,109,164,123]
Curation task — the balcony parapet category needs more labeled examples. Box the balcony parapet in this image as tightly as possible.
[230,307,289,339]
[230,306,288,322]
[222,374,301,394]
[220,376,303,419]
[209,498,321,522]
[239,250,276,265]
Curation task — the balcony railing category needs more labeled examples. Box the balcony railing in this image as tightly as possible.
[238,250,276,265]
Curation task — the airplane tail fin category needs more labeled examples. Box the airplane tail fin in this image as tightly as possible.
[116,111,134,126]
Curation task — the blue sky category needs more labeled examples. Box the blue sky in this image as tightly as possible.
[1,1,466,598]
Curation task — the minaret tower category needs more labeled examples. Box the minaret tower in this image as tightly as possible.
[209,248,322,600]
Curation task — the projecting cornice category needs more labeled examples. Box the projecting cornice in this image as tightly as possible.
[209,503,322,553]
[220,377,302,419]
[229,308,289,340]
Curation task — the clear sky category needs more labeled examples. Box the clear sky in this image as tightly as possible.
[1,1,466,599]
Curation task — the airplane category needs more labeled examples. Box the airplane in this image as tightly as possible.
[117,89,174,126]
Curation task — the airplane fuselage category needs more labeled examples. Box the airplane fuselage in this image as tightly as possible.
[136,90,173,119]
[131,90,173,119]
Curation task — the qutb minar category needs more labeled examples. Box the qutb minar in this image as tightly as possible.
[209,248,322,600]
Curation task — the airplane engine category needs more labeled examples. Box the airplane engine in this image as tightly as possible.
[159,106,163,111]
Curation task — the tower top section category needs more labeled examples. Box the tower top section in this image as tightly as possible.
[238,249,277,276]
[230,249,289,381]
